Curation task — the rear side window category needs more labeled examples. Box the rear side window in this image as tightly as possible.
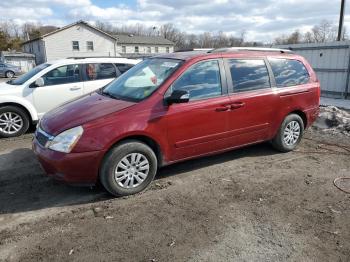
[269,58,310,87]
[227,59,270,92]
[171,60,222,101]
[85,63,117,81]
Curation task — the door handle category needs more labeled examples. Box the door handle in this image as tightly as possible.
[215,105,230,112]
[70,86,81,91]
[230,102,245,109]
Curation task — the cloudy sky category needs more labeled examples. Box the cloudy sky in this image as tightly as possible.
[0,0,349,42]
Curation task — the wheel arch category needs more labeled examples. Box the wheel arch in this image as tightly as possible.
[105,134,165,167]
[289,110,307,129]
[0,100,38,124]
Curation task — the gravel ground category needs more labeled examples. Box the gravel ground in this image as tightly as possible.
[0,127,349,262]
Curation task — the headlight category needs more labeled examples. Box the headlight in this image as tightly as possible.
[48,126,84,153]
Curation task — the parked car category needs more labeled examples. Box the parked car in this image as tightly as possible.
[33,48,320,196]
[0,57,140,137]
[0,62,22,78]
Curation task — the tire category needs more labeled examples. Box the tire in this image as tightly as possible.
[100,140,158,196]
[271,114,304,152]
[5,71,15,78]
[0,106,30,138]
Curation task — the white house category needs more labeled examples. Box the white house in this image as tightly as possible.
[22,21,175,64]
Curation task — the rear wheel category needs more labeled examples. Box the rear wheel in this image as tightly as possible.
[271,114,304,152]
[5,71,15,78]
[100,140,158,196]
[0,106,30,138]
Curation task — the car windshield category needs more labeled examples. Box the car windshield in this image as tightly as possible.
[7,63,51,85]
[101,58,183,101]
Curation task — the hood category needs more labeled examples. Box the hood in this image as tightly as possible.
[0,82,22,95]
[41,92,136,135]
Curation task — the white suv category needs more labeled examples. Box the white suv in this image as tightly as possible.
[0,57,140,137]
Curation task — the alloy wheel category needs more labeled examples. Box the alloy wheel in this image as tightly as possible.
[0,112,23,135]
[114,153,150,189]
[283,120,301,146]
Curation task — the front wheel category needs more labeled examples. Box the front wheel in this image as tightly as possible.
[100,140,158,196]
[271,114,304,152]
[0,106,30,138]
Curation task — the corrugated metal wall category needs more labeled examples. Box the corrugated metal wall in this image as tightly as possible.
[275,41,350,99]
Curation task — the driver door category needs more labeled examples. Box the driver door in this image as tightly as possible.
[165,59,231,161]
[32,64,84,117]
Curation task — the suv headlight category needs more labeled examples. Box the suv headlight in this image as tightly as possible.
[48,126,84,153]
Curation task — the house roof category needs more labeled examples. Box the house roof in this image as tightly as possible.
[22,20,175,46]
[1,51,35,58]
[22,20,117,44]
[114,34,174,46]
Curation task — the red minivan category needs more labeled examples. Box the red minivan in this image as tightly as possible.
[33,48,320,196]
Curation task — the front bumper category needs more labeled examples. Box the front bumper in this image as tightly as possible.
[33,138,105,185]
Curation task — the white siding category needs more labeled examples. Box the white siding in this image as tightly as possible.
[44,24,116,61]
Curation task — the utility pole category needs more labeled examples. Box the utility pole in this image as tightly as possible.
[337,0,346,41]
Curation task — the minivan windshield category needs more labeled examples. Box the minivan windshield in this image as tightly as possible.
[7,63,51,85]
[101,58,183,101]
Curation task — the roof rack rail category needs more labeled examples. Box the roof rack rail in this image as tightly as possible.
[208,47,293,54]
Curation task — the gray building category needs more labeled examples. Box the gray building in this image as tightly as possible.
[22,21,175,64]
[0,51,35,72]
[275,41,350,99]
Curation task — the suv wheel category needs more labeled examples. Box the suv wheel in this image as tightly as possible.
[100,140,158,196]
[5,71,15,78]
[0,106,30,138]
[271,114,304,152]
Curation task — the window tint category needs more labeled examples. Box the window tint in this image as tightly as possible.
[171,60,222,101]
[72,41,79,51]
[269,58,310,87]
[228,59,270,92]
[115,63,134,74]
[85,63,117,81]
[42,64,80,86]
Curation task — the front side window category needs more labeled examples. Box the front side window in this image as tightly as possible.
[102,58,183,101]
[85,63,117,81]
[135,46,139,53]
[228,59,270,92]
[72,41,79,51]
[170,60,222,101]
[42,64,80,86]
[87,41,94,51]
[115,63,134,74]
[269,58,310,87]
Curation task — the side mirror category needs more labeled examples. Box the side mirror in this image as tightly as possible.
[31,77,44,88]
[165,90,190,105]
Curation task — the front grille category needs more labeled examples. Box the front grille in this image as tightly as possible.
[35,128,53,147]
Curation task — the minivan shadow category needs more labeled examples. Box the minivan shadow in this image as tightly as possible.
[156,142,278,179]
[0,142,277,215]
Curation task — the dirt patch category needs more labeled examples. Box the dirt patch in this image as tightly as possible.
[313,106,350,136]
[0,129,350,261]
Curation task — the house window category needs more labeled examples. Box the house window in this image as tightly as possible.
[155,47,159,53]
[166,47,170,53]
[122,46,126,53]
[134,46,139,53]
[87,41,94,51]
[147,47,151,53]
[72,41,79,51]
